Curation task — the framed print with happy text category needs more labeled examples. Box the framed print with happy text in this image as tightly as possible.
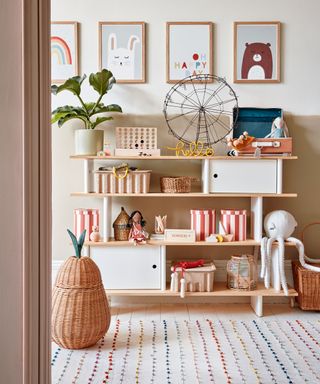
[166,22,213,83]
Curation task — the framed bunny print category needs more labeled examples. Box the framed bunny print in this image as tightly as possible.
[99,22,146,83]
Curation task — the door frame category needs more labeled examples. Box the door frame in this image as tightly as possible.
[23,0,51,382]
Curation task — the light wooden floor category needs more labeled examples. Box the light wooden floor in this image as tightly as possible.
[110,303,320,321]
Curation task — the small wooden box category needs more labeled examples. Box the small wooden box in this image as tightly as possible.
[292,261,320,311]
[164,229,196,243]
[171,263,216,293]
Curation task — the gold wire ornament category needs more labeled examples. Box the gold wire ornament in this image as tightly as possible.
[167,141,215,157]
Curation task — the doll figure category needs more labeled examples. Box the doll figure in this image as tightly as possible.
[127,210,149,245]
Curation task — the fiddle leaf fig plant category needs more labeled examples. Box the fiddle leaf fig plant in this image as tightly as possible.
[51,69,122,129]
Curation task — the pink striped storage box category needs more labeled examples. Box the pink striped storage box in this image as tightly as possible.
[190,209,216,241]
[74,209,99,241]
[220,209,247,241]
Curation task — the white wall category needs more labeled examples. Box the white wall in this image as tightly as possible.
[52,0,320,261]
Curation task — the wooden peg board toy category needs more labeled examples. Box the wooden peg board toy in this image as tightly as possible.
[115,127,161,156]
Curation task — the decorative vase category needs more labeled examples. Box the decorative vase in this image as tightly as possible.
[74,129,104,155]
[52,256,110,349]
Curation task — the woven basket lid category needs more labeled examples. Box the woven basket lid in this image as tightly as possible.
[113,206,129,227]
[54,256,103,289]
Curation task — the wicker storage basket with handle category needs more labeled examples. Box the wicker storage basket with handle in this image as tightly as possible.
[292,222,320,311]
[52,256,110,349]
[160,176,197,193]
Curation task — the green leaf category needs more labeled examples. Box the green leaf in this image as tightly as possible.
[90,103,122,116]
[107,76,116,91]
[89,69,114,96]
[91,116,113,129]
[77,230,86,256]
[57,114,88,128]
[51,111,75,124]
[73,74,87,85]
[84,102,96,113]
[52,105,82,114]
[67,229,80,258]
[51,78,81,96]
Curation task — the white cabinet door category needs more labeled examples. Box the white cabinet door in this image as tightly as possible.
[91,246,161,289]
[209,160,277,193]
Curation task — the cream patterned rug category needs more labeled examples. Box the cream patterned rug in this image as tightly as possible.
[52,319,320,383]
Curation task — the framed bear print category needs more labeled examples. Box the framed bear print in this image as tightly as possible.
[99,22,145,83]
[234,22,280,83]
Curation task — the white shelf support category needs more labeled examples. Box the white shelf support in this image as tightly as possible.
[202,159,210,194]
[103,197,112,242]
[160,245,166,291]
[276,159,283,194]
[251,196,263,241]
[84,159,94,193]
[250,296,263,317]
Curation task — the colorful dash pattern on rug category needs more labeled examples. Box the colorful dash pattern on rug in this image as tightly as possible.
[51,319,320,384]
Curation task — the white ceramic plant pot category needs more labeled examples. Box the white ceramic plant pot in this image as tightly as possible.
[74,129,104,155]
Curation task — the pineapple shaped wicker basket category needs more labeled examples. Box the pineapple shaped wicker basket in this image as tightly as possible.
[52,230,110,349]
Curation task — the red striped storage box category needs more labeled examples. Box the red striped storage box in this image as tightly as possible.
[190,209,216,241]
[220,209,247,241]
[74,209,99,241]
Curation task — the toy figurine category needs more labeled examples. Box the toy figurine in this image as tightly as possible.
[89,225,101,242]
[267,117,289,138]
[260,210,320,296]
[227,131,254,151]
[127,210,149,245]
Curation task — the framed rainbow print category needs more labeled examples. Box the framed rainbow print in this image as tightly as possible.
[166,22,213,83]
[51,22,79,83]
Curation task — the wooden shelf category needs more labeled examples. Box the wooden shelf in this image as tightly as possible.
[71,155,298,161]
[85,239,296,247]
[72,192,297,198]
[105,282,298,297]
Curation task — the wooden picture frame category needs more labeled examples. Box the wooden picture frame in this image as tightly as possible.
[166,22,213,83]
[51,21,79,83]
[234,21,281,83]
[99,21,146,83]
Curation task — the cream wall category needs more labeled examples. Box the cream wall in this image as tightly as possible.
[0,1,24,382]
[52,0,320,261]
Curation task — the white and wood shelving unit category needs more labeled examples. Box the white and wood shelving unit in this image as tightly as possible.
[71,155,298,316]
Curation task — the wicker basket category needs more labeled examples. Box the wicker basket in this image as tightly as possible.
[292,222,320,310]
[292,261,320,310]
[113,206,130,241]
[160,176,196,193]
[52,256,110,349]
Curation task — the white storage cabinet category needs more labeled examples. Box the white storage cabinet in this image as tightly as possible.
[91,246,162,289]
[209,159,278,193]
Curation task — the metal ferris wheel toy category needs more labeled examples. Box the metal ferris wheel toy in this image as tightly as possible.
[163,74,239,149]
